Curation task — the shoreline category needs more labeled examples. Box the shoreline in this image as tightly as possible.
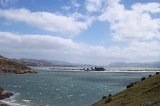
[43,69,160,73]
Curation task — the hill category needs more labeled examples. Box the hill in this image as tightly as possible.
[13,58,54,66]
[0,55,34,74]
[13,58,92,67]
[93,72,160,106]
[107,62,160,68]
[13,58,75,67]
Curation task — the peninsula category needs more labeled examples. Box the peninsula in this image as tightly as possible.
[0,55,35,74]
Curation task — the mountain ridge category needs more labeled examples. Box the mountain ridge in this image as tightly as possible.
[107,61,160,68]
[13,58,92,67]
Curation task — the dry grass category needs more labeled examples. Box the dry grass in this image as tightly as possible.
[0,55,32,74]
[93,73,160,106]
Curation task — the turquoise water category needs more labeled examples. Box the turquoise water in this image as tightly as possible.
[0,69,154,106]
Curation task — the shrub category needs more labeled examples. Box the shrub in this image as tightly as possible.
[108,94,112,97]
[126,83,134,88]
[102,96,107,99]
[156,72,160,75]
[141,77,146,81]
[149,74,152,77]
[134,82,137,84]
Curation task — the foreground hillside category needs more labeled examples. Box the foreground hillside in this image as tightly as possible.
[93,73,160,106]
[0,55,34,74]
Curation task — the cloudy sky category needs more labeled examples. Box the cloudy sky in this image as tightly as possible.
[0,0,160,65]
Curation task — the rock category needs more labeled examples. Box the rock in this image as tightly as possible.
[0,91,14,100]
[0,87,14,100]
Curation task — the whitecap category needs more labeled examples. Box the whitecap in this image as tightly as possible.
[13,85,21,88]
[23,99,31,103]
[79,94,87,96]
[2,93,31,106]
[67,95,73,98]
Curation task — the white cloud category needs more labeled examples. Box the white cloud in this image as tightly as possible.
[0,31,160,65]
[0,1,160,64]
[99,0,160,41]
[132,2,160,13]
[0,8,92,36]
[86,0,104,12]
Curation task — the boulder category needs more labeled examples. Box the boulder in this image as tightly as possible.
[0,88,14,100]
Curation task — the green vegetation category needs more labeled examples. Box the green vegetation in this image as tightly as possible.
[93,72,160,106]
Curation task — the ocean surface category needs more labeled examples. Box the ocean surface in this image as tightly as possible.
[0,68,155,106]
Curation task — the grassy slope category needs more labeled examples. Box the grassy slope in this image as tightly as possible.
[93,74,160,106]
[0,55,32,73]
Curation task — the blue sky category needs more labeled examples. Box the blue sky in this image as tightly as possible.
[0,0,160,65]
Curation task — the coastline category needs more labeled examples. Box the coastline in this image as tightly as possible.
[46,68,160,73]
[30,66,160,72]
[0,70,158,106]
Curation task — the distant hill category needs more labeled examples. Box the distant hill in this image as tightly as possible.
[93,72,160,106]
[107,62,160,68]
[0,55,34,74]
[46,60,74,66]
[13,58,76,67]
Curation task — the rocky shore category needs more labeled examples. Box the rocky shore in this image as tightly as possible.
[0,87,14,106]
[0,55,37,106]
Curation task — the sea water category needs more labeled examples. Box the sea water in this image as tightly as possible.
[0,68,155,106]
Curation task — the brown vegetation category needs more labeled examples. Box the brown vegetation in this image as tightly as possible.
[0,55,35,74]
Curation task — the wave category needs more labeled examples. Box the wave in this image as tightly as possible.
[2,93,31,106]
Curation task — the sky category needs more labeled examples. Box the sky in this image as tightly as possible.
[0,0,160,65]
